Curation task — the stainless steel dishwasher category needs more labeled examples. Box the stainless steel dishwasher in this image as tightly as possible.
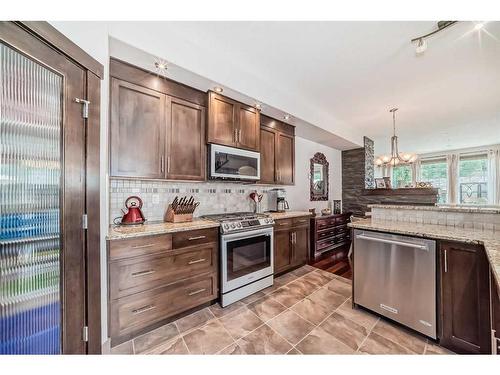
[353,229,437,339]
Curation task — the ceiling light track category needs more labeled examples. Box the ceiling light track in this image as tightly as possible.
[410,21,458,43]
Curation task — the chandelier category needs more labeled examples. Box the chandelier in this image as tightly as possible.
[375,108,417,167]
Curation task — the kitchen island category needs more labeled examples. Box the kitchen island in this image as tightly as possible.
[348,204,500,354]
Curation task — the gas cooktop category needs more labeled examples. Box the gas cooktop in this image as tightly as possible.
[202,212,274,234]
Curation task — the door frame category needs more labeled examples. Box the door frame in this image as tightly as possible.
[1,21,103,354]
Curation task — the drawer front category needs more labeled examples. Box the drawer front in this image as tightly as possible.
[172,228,218,249]
[274,219,293,230]
[336,215,350,225]
[110,244,217,300]
[292,216,310,226]
[317,218,336,230]
[318,228,336,241]
[109,234,172,261]
[110,273,217,338]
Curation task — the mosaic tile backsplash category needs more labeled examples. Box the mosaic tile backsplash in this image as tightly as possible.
[109,178,284,223]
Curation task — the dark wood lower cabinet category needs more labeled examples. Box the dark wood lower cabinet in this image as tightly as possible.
[273,216,309,275]
[491,271,500,354]
[439,241,491,354]
[108,228,218,345]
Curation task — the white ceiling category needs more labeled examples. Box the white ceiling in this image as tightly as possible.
[106,21,500,153]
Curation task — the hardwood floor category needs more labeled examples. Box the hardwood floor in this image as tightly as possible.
[310,245,352,280]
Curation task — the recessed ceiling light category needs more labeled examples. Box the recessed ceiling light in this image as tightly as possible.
[283,114,290,121]
[255,103,262,110]
[474,22,484,31]
[154,60,168,75]
[214,86,224,93]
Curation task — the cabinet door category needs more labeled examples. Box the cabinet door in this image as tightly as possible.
[277,132,294,185]
[111,78,166,178]
[292,226,309,266]
[237,105,260,151]
[492,271,500,354]
[260,127,276,183]
[166,96,206,180]
[207,92,236,147]
[440,241,491,354]
[274,230,292,274]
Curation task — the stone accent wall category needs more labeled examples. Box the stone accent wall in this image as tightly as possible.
[342,147,367,217]
[364,137,375,189]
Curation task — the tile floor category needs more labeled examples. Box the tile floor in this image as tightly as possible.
[110,265,454,355]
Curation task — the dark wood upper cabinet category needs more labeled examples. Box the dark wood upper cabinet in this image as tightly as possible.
[166,97,206,180]
[259,115,295,185]
[238,105,260,150]
[260,127,276,184]
[110,78,166,179]
[207,91,260,151]
[439,241,491,354]
[110,60,207,181]
[277,132,294,184]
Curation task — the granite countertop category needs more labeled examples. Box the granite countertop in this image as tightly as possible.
[107,219,220,240]
[348,218,500,289]
[368,204,500,214]
[268,211,312,220]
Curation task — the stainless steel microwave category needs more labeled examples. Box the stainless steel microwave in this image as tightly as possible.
[209,144,260,181]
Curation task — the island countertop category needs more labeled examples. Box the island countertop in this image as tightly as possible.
[348,218,500,290]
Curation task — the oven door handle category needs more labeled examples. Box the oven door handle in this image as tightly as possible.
[222,227,273,241]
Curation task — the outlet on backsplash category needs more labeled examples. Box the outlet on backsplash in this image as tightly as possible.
[109,178,283,223]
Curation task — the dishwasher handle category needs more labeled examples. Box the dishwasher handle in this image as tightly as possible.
[356,233,429,250]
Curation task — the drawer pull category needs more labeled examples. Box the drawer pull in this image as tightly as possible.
[188,258,206,265]
[279,223,289,226]
[131,243,157,249]
[188,288,207,296]
[188,235,206,241]
[296,219,307,223]
[132,304,156,315]
[131,269,155,277]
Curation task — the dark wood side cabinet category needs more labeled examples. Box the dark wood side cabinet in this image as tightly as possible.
[491,270,500,354]
[310,213,352,262]
[274,216,310,274]
[439,241,491,354]
[108,228,218,345]
[110,59,206,180]
[259,115,295,185]
[207,91,260,151]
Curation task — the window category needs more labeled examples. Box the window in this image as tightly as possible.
[392,165,412,188]
[458,154,488,204]
[420,158,448,204]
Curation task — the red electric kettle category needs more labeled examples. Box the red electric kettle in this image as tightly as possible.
[120,196,146,225]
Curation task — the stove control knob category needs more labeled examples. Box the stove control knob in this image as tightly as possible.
[230,223,236,229]
[224,224,230,230]
[236,222,242,228]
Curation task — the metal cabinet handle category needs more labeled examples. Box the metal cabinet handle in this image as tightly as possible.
[238,129,242,143]
[188,288,206,296]
[132,304,156,315]
[234,128,238,142]
[188,235,206,241]
[188,258,206,265]
[492,330,498,355]
[160,155,165,173]
[444,249,448,273]
[279,223,289,226]
[297,219,307,223]
[167,156,171,173]
[131,269,155,277]
[132,243,157,249]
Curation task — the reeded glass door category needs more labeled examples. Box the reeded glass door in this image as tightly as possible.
[0,43,63,354]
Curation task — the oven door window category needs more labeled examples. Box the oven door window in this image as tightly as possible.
[226,235,271,281]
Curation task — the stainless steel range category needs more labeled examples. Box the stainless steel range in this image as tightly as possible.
[202,212,274,307]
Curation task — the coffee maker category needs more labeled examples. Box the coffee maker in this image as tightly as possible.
[268,188,290,212]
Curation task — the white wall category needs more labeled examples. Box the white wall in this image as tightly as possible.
[285,136,342,212]
[48,22,342,345]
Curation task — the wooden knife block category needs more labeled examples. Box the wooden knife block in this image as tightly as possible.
[164,205,193,223]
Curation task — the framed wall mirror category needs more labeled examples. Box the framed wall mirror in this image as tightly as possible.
[310,152,329,201]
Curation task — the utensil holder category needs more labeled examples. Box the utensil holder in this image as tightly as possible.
[164,205,193,223]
